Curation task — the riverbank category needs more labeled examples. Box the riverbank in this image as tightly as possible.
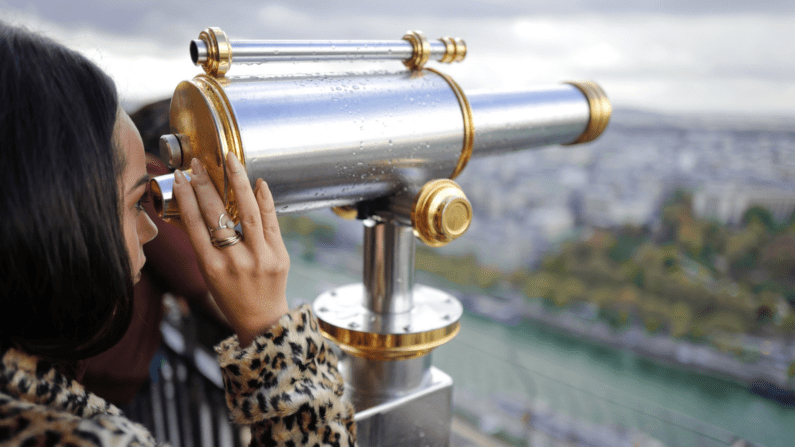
[459,291,795,403]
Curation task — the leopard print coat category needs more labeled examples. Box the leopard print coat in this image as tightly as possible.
[0,305,357,446]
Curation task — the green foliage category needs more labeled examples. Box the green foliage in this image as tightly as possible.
[731,247,760,272]
[415,249,502,292]
[600,308,629,329]
[521,191,793,340]
[608,233,643,264]
[670,302,694,338]
[631,268,645,289]
[742,205,777,233]
[644,316,662,333]
[279,215,337,263]
[780,315,795,334]
[700,312,748,334]
[279,215,337,243]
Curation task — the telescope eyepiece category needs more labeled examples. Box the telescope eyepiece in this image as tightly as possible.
[190,39,208,65]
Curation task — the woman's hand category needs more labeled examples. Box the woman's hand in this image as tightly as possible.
[172,152,289,347]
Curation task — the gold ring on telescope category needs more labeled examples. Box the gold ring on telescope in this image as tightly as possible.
[564,80,612,144]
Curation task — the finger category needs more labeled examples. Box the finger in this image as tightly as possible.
[189,158,237,241]
[225,151,265,250]
[255,178,283,241]
[172,169,214,258]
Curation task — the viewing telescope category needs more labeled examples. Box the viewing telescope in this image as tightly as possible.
[151,27,610,447]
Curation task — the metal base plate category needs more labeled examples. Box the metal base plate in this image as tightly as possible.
[314,283,463,335]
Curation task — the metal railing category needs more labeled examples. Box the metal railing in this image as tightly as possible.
[435,337,760,447]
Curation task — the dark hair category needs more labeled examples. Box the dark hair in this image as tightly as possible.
[0,23,133,360]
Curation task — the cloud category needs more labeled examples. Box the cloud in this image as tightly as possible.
[2,2,793,116]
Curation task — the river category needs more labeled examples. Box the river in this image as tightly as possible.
[285,254,794,447]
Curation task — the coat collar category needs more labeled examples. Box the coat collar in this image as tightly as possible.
[0,346,120,418]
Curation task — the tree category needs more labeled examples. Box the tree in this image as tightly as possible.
[742,205,776,233]
[670,302,694,338]
[780,315,795,335]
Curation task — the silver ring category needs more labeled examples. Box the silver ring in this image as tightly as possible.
[208,213,235,233]
[211,230,243,248]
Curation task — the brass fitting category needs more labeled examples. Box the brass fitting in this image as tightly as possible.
[195,27,232,77]
[565,80,612,144]
[318,319,461,361]
[402,30,431,70]
[331,205,358,220]
[438,37,467,63]
[403,31,467,70]
[412,179,472,247]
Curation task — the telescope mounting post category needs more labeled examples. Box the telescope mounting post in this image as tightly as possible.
[314,215,464,447]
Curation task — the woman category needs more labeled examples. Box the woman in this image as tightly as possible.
[0,23,356,446]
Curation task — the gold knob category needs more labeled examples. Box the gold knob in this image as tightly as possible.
[412,179,472,247]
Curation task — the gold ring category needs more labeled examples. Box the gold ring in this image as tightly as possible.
[402,30,430,70]
[564,80,611,144]
[439,37,456,63]
[453,38,467,62]
[211,230,242,248]
[425,68,474,179]
[318,320,461,361]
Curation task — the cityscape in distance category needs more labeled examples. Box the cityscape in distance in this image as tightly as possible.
[424,108,795,271]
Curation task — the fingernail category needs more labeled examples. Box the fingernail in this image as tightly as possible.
[256,179,267,196]
[174,169,185,185]
[191,158,205,175]
[227,151,241,172]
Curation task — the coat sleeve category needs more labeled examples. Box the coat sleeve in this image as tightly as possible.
[214,305,357,447]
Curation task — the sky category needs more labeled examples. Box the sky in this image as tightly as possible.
[2,0,794,118]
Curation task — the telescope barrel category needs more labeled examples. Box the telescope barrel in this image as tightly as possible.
[151,71,609,223]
